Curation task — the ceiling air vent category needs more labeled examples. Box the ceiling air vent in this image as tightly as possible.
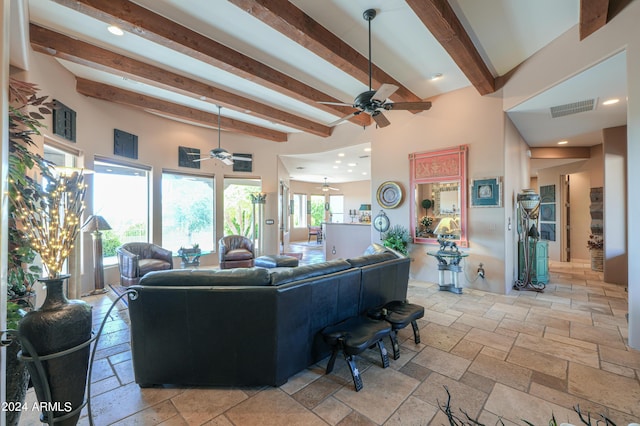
[550,99,596,118]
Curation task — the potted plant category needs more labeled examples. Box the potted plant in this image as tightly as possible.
[5,78,55,426]
[8,78,92,426]
[4,303,29,426]
[382,224,411,256]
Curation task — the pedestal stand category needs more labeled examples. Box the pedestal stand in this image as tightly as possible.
[428,239,468,294]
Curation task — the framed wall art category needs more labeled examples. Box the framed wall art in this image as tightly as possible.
[470,177,502,207]
[178,146,200,169]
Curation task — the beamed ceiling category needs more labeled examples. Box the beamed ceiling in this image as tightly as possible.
[11,0,632,180]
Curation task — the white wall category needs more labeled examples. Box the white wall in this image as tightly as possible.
[369,86,508,293]
[504,117,532,293]
[603,126,627,285]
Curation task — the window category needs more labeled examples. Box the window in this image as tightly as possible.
[162,172,214,252]
[44,144,77,168]
[223,177,261,237]
[43,144,79,276]
[292,193,307,227]
[94,160,149,264]
[309,195,325,226]
[329,195,344,223]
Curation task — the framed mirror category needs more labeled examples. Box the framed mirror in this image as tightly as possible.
[410,145,468,247]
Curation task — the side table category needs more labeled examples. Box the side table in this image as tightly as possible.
[176,250,210,268]
[427,250,469,294]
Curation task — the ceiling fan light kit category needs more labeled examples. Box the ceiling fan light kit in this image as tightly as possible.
[192,106,253,165]
[322,8,432,128]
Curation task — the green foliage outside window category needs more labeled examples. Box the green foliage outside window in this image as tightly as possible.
[310,196,325,226]
[102,230,122,257]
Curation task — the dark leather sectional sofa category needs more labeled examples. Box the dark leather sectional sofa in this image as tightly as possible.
[127,248,410,388]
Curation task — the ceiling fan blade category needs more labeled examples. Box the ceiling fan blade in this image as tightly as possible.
[318,101,353,107]
[384,101,432,111]
[186,152,200,156]
[371,84,399,102]
[221,158,234,166]
[231,156,252,161]
[372,111,391,128]
[192,157,212,162]
[328,112,358,126]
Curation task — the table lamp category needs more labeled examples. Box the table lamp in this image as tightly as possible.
[82,215,112,294]
[433,217,460,251]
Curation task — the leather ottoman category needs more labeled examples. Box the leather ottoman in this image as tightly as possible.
[255,254,299,268]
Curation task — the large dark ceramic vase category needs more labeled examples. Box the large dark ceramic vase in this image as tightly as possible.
[18,275,92,426]
[5,339,29,426]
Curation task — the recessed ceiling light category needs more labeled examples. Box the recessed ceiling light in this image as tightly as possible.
[348,163,357,167]
[602,98,619,105]
[430,73,443,81]
[364,147,372,152]
[335,160,341,164]
[338,153,345,157]
[557,140,568,145]
[362,172,368,175]
[107,25,124,36]
[347,169,353,172]
[333,166,338,169]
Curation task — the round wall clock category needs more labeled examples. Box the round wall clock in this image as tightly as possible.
[376,181,403,209]
[373,211,390,232]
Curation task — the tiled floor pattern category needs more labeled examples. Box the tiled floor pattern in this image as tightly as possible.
[20,253,640,425]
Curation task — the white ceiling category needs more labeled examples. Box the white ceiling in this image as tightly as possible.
[16,0,628,182]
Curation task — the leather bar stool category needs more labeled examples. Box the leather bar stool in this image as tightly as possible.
[369,300,424,360]
[321,316,391,391]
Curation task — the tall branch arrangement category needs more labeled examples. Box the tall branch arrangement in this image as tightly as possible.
[8,78,86,280]
[7,78,55,295]
[11,171,86,279]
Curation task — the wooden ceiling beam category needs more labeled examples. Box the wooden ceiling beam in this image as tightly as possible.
[580,0,610,40]
[228,0,423,110]
[30,25,332,138]
[52,0,370,127]
[76,78,288,142]
[406,0,495,95]
[529,147,591,159]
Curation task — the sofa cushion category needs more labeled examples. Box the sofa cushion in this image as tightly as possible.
[139,267,271,287]
[270,259,352,286]
[346,252,397,268]
[225,248,253,261]
[139,258,172,276]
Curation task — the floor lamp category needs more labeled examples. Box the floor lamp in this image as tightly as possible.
[82,215,112,295]
[250,193,267,257]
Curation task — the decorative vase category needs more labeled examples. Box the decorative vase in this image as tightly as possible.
[18,275,92,426]
[590,248,604,272]
[5,339,30,426]
[517,189,541,212]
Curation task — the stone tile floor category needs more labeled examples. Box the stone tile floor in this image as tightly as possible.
[20,256,640,425]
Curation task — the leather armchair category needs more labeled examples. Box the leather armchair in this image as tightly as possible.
[116,242,173,286]
[218,235,255,269]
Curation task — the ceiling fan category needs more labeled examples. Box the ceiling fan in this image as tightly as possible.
[320,9,432,128]
[317,177,339,192]
[192,106,253,165]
